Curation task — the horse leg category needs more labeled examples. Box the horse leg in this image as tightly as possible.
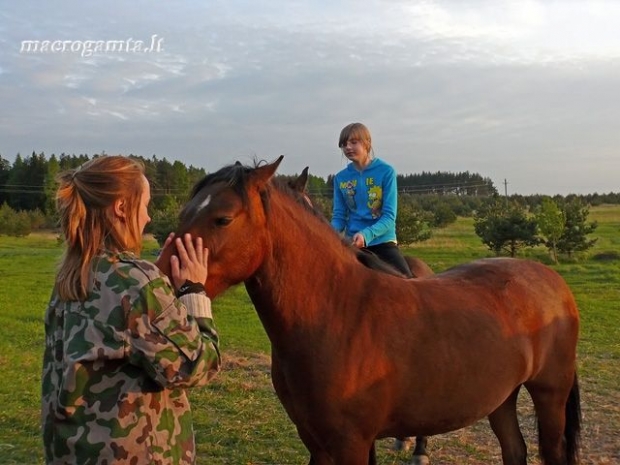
[304,438,331,465]
[271,358,331,465]
[487,387,527,465]
[411,436,429,465]
[320,436,377,465]
[302,429,376,465]
[369,441,377,465]
[526,374,581,465]
[394,437,413,451]
[394,436,429,465]
[529,389,567,465]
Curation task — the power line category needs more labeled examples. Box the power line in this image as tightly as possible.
[306,181,495,196]
[1,182,496,197]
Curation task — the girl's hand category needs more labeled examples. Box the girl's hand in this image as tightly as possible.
[170,234,209,290]
[154,232,175,271]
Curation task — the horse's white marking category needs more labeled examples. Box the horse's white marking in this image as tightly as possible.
[196,194,211,215]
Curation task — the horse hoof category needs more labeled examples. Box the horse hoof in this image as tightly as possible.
[410,455,430,465]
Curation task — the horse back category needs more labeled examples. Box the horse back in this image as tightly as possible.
[425,257,577,317]
[413,258,580,365]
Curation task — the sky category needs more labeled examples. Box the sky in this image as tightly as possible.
[1,0,619,195]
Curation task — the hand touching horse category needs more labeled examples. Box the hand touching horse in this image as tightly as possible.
[160,157,581,465]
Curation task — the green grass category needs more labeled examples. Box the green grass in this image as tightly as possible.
[0,236,60,465]
[407,216,490,270]
[1,206,619,464]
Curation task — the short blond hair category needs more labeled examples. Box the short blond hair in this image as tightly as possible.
[338,122,372,153]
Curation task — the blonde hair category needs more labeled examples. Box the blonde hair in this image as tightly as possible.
[338,122,373,154]
[55,155,146,301]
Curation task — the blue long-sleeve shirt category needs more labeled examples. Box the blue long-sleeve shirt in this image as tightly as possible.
[331,157,398,246]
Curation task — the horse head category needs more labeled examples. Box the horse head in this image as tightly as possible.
[171,156,284,297]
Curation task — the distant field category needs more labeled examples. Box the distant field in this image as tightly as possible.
[0,205,618,464]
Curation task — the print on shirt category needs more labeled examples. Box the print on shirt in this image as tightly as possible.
[341,180,357,210]
[367,185,383,219]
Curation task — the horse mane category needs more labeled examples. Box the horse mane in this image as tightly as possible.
[270,181,410,278]
[282,175,406,278]
[189,161,405,279]
[189,161,254,204]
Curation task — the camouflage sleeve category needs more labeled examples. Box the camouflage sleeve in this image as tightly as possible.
[126,277,221,389]
[178,292,221,340]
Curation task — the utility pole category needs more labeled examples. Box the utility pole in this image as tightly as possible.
[504,179,508,197]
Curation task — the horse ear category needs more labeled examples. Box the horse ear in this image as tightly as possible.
[289,166,309,193]
[251,155,284,188]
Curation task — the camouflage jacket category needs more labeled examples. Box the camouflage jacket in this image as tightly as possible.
[42,251,221,464]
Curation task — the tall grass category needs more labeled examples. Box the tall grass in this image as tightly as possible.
[0,206,618,464]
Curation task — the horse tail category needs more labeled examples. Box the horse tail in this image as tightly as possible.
[564,373,582,465]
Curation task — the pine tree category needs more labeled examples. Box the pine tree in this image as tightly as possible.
[556,198,597,258]
[474,197,539,257]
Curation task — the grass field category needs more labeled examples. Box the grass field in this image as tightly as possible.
[0,206,618,464]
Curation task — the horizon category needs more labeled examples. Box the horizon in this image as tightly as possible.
[2,150,618,197]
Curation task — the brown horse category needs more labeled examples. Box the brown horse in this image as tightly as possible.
[160,157,581,465]
[289,166,433,463]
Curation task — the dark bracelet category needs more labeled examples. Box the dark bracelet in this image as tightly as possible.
[176,280,206,297]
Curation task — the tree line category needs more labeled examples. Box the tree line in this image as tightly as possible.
[0,152,613,262]
[0,152,208,213]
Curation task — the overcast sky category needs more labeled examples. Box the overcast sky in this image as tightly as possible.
[1,0,619,195]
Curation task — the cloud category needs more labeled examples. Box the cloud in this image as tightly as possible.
[0,0,619,194]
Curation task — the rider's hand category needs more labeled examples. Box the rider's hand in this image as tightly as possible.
[352,233,366,248]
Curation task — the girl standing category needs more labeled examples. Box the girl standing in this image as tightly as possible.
[42,155,221,464]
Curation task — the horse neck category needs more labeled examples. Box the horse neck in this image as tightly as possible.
[245,190,355,338]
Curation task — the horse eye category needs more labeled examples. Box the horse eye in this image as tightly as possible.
[215,217,232,226]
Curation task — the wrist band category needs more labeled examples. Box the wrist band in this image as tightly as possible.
[176,280,206,297]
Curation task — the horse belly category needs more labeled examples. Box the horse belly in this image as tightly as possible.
[408,372,526,434]
[388,321,536,435]
[391,261,578,436]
